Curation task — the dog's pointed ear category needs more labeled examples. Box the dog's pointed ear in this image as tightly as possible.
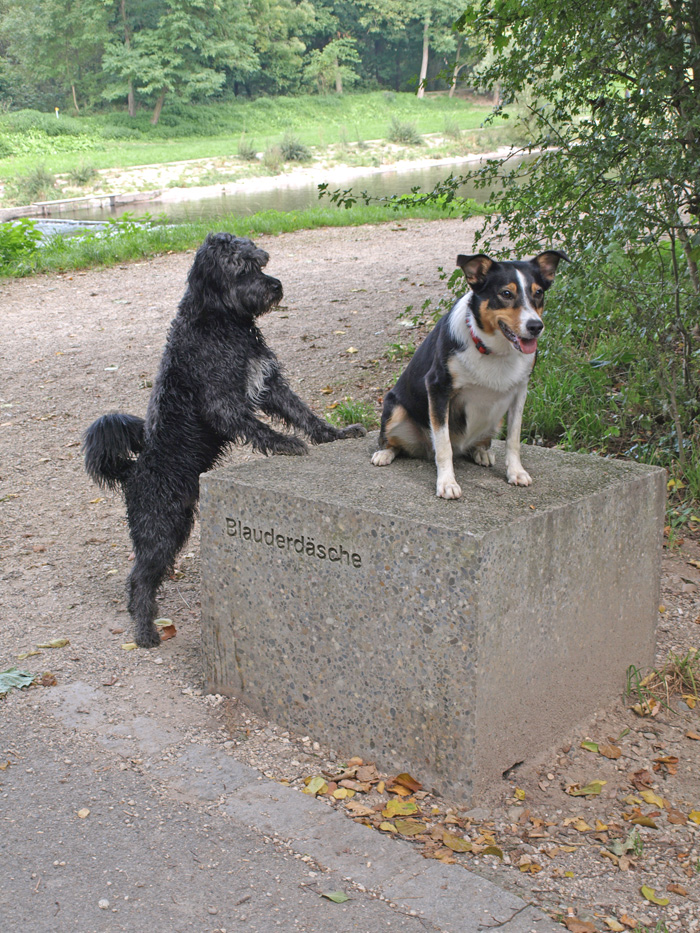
[456,254,496,288]
[530,250,570,284]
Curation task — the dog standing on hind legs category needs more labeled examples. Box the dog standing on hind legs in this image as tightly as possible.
[371,250,568,498]
[84,233,366,648]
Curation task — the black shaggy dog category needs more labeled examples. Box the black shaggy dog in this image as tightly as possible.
[84,233,366,648]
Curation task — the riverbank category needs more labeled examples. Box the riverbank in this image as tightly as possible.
[1,132,515,223]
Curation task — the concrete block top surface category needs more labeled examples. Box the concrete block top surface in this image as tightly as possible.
[204,434,664,534]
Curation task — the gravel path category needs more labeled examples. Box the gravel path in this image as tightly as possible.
[2,218,699,932]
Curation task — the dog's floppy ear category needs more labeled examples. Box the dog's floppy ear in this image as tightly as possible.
[456,254,496,288]
[530,250,569,283]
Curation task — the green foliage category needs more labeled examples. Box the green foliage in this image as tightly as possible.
[237,135,259,161]
[0,218,42,269]
[67,163,98,186]
[5,165,57,203]
[0,667,35,696]
[2,201,453,278]
[329,399,379,429]
[385,341,416,362]
[387,116,422,145]
[279,132,311,162]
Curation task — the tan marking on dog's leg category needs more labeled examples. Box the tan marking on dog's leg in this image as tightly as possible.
[472,437,495,468]
[372,404,407,466]
[505,385,532,486]
[429,402,461,499]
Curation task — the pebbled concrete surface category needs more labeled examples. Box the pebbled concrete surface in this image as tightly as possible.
[0,680,561,933]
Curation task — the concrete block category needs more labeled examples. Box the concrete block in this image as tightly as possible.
[200,436,664,801]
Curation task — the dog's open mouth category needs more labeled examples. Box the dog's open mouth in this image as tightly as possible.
[498,320,538,355]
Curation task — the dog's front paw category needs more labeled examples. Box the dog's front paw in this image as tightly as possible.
[507,466,532,486]
[338,423,367,439]
[277,436,308,456]
[473,446,495,468]
[371,448,396,466]
[436,478,462,499]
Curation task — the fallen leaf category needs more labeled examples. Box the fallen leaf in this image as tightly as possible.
[393,772,422,793]
[121,642,138,651]
[514,787,526,800]
[394,819,426,836]
[682,694,697,709]
[302,775,328,796]
[666,883,688,896]
[0,760,11,770]
[37,672,57,687]
[686,730,700,740]
[595,819,609,832]
[159,624,177,641]
[640,884,669,906]
[481,845,504,859]
[619,914,638,929]
[667,808,688,825]
[35,638,70,649]
[571,818,593,832]
[154,618,173,627]
[382,798,418,818]
[639,790,665,808]
[386,783,411,796]
[378,821,397,833]
[653,755,679,775]
[567,780,606,797]
[599,743,622,759]
[564,919,596,933]
[581,740,599,753]
[321,891,349,903]
[442,831,473,853]
[16,649,42,660]
[629,814,658,829]
[604,919,625,932]
[355,765,379,783]
[344,802,374,818]
[77,808,90,819]
[688,810,700,824]
[631,769,654,791]
[0,668,35,696]
[346,347,358,354]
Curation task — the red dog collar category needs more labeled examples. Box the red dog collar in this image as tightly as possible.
[469,320,492,355]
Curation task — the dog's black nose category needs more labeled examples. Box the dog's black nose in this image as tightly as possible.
[526,319,544,337]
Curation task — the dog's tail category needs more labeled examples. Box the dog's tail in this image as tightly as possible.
[83,413,145,490]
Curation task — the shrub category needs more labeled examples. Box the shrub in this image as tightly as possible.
[237,135,259,161]
[279,132,311,162]
[262,145,282,172]
[387,116,422,145]
[0,218,42,270]
[6,165,57,203]
[67,163,98,186]
[329,399,379,429]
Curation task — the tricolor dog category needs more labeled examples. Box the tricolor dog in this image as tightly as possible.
[371,251,568,498]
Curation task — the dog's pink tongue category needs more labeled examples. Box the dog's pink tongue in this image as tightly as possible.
[518,337,538,354]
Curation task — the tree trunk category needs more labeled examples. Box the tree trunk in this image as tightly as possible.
[71,84,80,113]
[417,11,430,98]
[449,37,464,98]
[121,0,136,117]
[334,57,343,94]
[150,92,166,126]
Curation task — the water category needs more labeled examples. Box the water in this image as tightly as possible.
[41,156,521,226]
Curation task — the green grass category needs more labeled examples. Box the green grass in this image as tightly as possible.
[0,200,480,278]
[328,398,379,430]
[0,92,504,181]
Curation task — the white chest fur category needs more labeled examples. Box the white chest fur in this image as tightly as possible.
[447,339,534,452]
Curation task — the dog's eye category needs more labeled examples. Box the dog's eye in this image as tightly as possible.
[534,287,544,299]
[500,288,513,299]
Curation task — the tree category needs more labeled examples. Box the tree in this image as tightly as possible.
[453,2,700,381]
[0,0,108,111]
[304,35,360,93]
[102,0,257,122]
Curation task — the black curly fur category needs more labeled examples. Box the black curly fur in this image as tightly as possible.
[83,233,366,648]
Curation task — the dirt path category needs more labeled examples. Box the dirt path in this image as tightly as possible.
[1,218,699,932]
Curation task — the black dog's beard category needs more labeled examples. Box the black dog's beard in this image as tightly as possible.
[230,275,283,318]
